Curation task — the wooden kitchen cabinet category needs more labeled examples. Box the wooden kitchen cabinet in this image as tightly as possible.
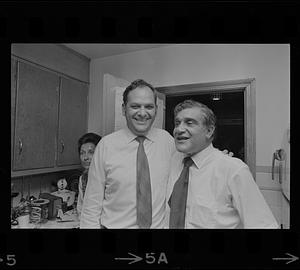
[11,59,88,176]
[57,77,88,166]
[13,62,59,171]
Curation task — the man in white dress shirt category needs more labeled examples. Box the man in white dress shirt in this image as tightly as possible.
[80,79,233,229]
[80,79,175,228]
[166,100,279,229]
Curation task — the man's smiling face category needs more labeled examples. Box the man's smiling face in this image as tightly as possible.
[173,107,214,156]
[122,86,157,136]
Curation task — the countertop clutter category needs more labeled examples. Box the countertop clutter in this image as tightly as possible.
[12,209,80,229]
[11,190,80,229]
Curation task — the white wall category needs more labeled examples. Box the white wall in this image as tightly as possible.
[88,44,289,168]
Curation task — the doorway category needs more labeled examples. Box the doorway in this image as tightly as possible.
[165,91,245,161]
[156,78,255,176]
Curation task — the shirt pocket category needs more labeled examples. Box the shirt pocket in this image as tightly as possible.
[188,199,217,228]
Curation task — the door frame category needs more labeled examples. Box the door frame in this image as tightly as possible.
[156,78,256,177]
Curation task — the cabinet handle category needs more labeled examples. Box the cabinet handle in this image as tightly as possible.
[60,141,65,153]
[271,149,285,180]
[18,139,23,155]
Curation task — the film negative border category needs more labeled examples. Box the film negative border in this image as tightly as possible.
[1,230,299,269]
[0,2,299,42]
[1,1,299,270]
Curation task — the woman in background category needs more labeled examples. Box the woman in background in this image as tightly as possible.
[77,133,102,219]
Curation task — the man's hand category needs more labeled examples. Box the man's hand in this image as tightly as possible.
[222,149,234,157]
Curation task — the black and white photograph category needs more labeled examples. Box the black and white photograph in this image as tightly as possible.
[3,0,298,268]
[11,43,290,230]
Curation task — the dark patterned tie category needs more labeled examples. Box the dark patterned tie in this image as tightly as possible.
[169,156,194,228]
[136,136,152,228]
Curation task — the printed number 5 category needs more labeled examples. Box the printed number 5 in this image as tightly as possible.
[145,253,156,264]
[7,255,16,266]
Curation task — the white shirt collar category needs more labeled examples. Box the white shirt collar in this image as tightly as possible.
[188,143,215,169]
[123,126,156,144]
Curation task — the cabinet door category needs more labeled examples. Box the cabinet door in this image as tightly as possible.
[11,59,17,168]
[13,62,59,170]
[57,77,88,166]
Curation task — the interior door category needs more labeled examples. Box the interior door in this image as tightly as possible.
[57,77,88,166]
[103,74,130,135]
[153,90,165,130]
[13,62,59,170]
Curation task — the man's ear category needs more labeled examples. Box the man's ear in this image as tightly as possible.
[122,103,126,116]
[206,126,215,140]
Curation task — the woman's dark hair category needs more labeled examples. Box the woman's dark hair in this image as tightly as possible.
[78,132,102,154]
[123,79,157,105]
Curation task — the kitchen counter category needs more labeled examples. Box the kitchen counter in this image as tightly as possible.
[12,210,80,229]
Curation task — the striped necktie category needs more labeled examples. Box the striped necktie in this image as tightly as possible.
[136,136,152,228]
[169,156,194,228]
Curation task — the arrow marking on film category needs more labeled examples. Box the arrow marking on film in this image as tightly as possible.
[115,252,143,264]
[272,253,299,264]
